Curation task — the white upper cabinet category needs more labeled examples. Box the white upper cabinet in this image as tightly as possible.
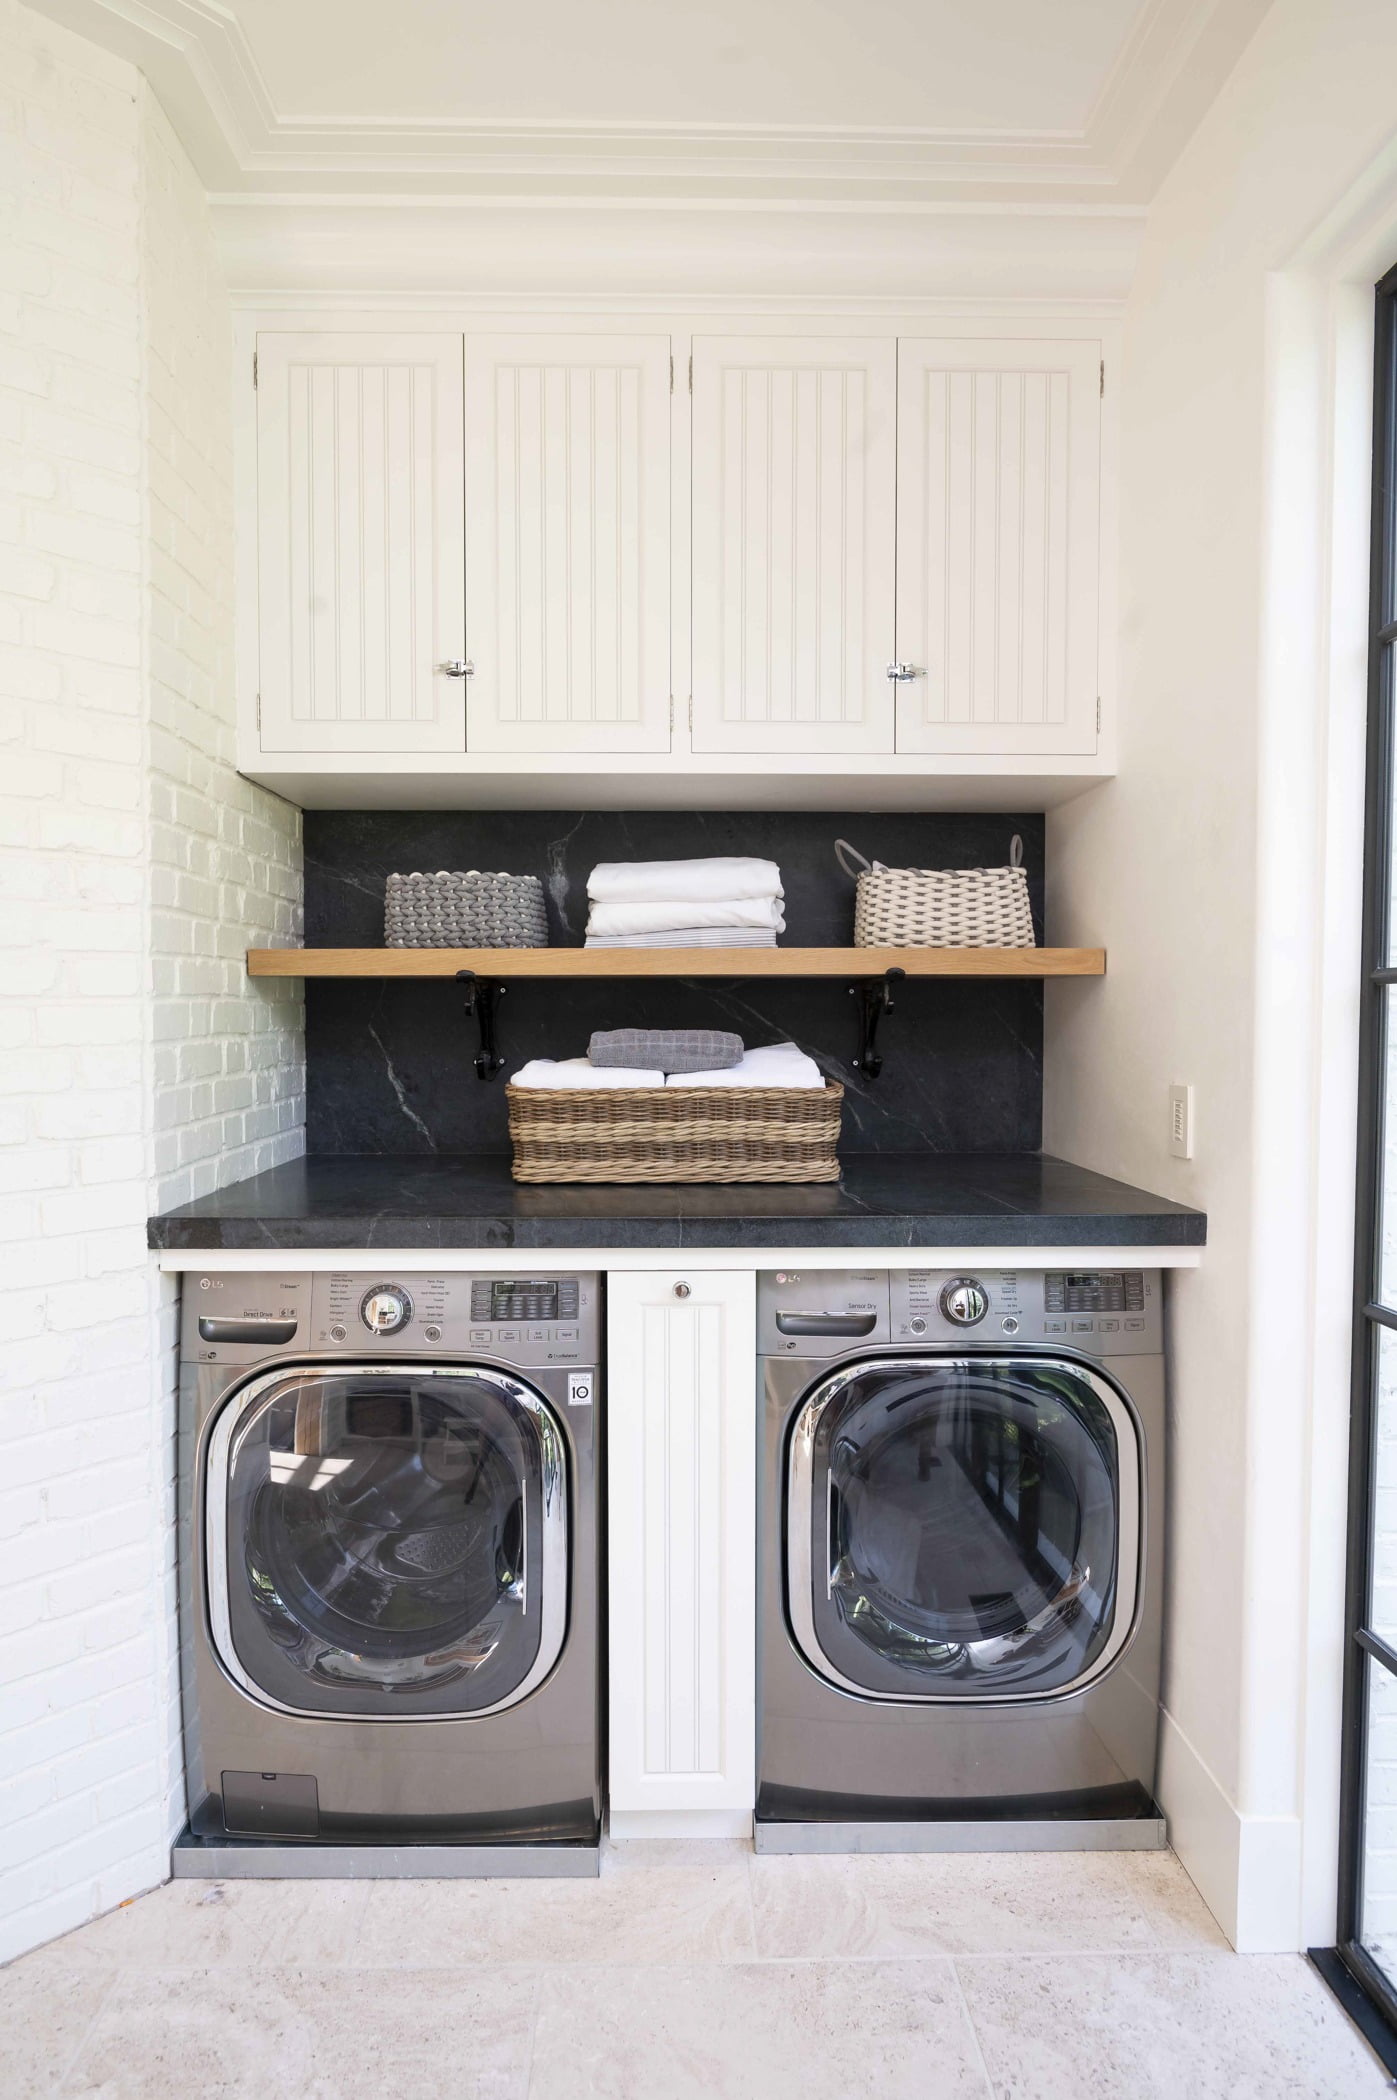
[894,338,1102,756]
[241,317,1112,792]
[690,337,897,755]
[255,333,466,753]
[463,335,672,753]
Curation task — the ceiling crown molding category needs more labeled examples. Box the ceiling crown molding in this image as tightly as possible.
[29,0,1272,208]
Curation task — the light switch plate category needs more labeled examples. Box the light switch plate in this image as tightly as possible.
[1168,1082,1194,1161]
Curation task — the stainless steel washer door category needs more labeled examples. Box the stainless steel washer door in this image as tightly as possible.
[786,1355,1142,1704]
[205,1363,569,1720]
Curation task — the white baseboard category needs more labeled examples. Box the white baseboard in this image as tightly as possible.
[608,1809,754,1841]
[1158,1707,1303,1951]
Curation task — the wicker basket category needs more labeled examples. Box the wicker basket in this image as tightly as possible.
[385,871,548,949]
[507,1082,844,1184]
[834,836,1035,949]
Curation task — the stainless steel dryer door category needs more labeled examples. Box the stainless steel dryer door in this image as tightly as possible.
[205,1363,568,1719]
[786,1355,1142,1703]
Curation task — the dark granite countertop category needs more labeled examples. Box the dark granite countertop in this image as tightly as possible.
[148,1153,1205,1252]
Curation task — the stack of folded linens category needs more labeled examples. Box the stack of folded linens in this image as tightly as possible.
[510,1040,824,1089]
[584,857,784,947]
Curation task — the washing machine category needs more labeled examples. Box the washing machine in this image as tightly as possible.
[757,1266,1165,1852]
[175,1268,601,1874]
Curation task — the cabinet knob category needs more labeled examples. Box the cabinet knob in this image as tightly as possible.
[673,1282,691,1299]
[438,659,475,678]
[886,663,925,681]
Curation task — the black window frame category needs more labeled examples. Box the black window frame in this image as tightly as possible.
[1314,259,1397,2072]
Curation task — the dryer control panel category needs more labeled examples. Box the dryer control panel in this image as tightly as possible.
[181,1270,600,1367]
[757,1268,1162,1358]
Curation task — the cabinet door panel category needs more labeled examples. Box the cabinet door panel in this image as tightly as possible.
[607,1271,756,1814]
[691,337,896,755]
[896,338,1100,755]
[256,333,465,754]
[464,335,671,753]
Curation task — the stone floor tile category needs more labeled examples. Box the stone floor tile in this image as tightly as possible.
[354,1841,756,1966]
[527,1959,991,2099]
[0,1948,116,2099]
[37,1880,373,1972]
[955,1949,1389,2098]
[749,1848,1227,1959]
[59,1965,538,2100]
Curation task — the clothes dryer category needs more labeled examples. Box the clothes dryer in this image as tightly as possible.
[176,1269,600,1872]
[757,1267,1165,1851]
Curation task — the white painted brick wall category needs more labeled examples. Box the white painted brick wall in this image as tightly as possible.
[141,90,302,1218]
[0,0,304,1966]
[138,79,303,1879]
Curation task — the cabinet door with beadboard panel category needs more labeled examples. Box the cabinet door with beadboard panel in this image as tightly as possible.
[607,1271,757,1816]
[255,333,466,754]
[463,335,672,753]
[690,337,897,755]
[895,337,1102,755]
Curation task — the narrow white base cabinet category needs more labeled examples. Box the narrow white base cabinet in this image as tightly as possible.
[606,1270,757,1824]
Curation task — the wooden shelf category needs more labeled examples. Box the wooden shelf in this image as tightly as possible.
[246,946,1105,980]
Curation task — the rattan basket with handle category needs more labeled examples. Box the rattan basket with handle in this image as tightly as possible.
[507,1082,844,1184]
[834,836,1036,949]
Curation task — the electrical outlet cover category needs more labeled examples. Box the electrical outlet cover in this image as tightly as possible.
[1168,1082,1194,1161]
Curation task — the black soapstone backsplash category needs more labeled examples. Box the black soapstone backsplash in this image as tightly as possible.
[304,811,1045,1156]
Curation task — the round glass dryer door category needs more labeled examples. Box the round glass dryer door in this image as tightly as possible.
[786,1356,1142,1703]
[205,1364,568,1719]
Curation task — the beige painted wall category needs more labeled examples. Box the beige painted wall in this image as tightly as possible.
[1045,0,1397,1949]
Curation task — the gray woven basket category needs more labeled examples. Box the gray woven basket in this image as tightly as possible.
[385,871,548,949]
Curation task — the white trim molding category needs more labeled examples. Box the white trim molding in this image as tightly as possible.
[28,0,1270,209]
[1159,1708,1304,1951]
[153,1247,1205,1275]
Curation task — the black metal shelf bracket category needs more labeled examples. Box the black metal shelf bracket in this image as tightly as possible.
[848,965,906,1080]
[457,969,507,1081]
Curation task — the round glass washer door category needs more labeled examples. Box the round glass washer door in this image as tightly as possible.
[786,1355,1142,1704]
[204,1364,568,1720]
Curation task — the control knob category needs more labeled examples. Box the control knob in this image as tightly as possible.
[939,1277,989,1327]
[360,1283,413,1335]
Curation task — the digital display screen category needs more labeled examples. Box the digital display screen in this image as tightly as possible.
[491,1280,560,1321]
[469,1278,581,1323]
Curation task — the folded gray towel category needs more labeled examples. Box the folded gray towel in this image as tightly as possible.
[589,1028,744,1074]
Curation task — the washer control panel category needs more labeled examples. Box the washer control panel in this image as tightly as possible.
[757,1269,1162,1357]
[182,1271,600,1367]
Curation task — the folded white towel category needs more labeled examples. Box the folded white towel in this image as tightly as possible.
[510,1057,664,1090]
[665,1042,825,1090]
[587,856,783,905]
[586,897,785,938]
[584,928,778,949]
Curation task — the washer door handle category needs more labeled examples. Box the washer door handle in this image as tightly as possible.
[775,1310,878,1337]
[198,1317,299,1344]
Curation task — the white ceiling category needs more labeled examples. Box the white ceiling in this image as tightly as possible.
[229,0,1146,136]
[29,0,1272,206]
